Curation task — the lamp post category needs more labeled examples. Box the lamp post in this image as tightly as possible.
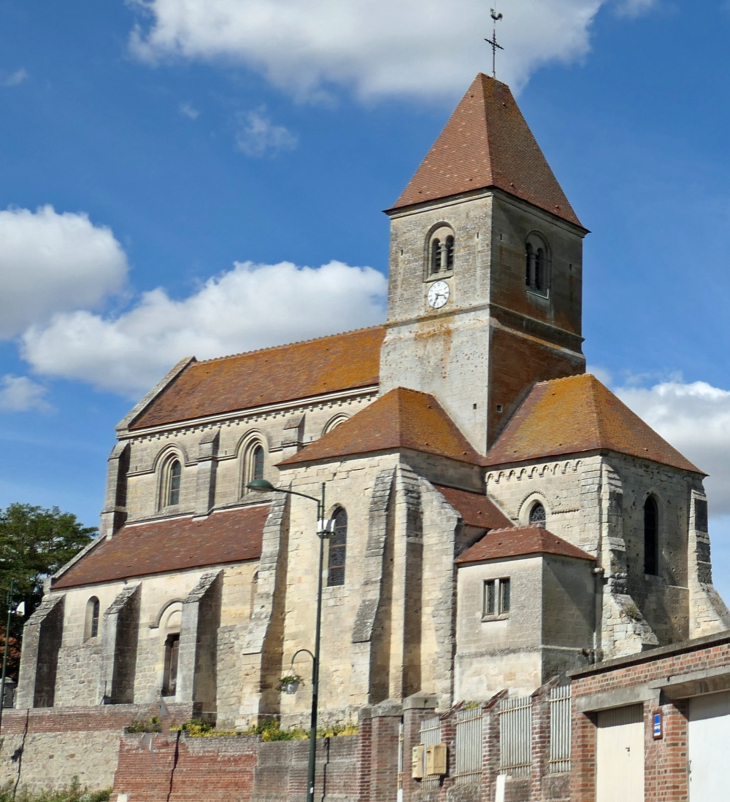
[247,478,333,802]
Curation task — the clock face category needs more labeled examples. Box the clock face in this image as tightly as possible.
[427,280,450,309]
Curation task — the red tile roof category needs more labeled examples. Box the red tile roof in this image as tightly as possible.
[433,485,512,530]
[52,505,270,589]
[128,326,385,430]
[485,374,702,474]
[279,387,484,467]
[390,74,582,228]
[456,526,594,564]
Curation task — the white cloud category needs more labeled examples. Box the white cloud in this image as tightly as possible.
[179,102,199,119]
[0,375,50,413]
[235,109,298,157]
[128,0,655,101]
[2,68,28,87]
[21,260,387,397]
[615,380,730,516]
[0,205,128,338]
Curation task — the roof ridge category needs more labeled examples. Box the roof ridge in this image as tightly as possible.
[584,374,606,447]
[194,324,385,366]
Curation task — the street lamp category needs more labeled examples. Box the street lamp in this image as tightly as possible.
[247,478,333,802]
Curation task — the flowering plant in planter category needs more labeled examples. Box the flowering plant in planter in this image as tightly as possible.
[277,674,303,694]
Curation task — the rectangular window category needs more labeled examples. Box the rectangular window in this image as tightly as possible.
[484,578,510,618]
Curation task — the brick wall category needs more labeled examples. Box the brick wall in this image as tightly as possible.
[570,632,730,802]
[0,703,198,793]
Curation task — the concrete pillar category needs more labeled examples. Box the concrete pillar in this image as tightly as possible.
[177,570,222,718]
[194,430,219,517]
[99,584,141,704]
[16,594,65,709]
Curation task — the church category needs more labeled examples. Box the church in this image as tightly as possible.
[16,73,730,731]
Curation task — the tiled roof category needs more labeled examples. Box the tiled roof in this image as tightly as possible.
[390,74,582,228]
[456,526,594,564]
[279,387,484,467]
[52,505,270,589]
[433,485,512,530]
[485,374,702,474]
[128,326,385,430]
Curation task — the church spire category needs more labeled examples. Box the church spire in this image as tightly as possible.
[389,74,583,229]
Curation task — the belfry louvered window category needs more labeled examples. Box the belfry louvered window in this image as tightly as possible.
[327,508,348,587]
[644,497,659,575]
[525,233,550,295]
[428,226,455,276]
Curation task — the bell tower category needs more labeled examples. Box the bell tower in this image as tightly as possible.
[379,74,588,454]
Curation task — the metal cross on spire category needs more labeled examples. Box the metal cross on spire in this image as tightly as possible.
[484,6,504,79]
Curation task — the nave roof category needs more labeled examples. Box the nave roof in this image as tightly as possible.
[127,326,385,431]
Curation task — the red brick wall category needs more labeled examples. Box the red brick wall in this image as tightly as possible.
[571,637,730,802]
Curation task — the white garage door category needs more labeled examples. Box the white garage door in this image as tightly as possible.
[689,692,730,801]
[596,705,645,802]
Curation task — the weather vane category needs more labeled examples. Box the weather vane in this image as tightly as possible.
[485,6,504,79]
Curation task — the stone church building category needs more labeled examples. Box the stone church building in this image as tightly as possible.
[17,74,730,731]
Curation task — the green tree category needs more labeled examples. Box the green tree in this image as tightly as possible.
[0,503,97,617]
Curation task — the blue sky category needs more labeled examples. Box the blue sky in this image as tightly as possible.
[3,0,730,593]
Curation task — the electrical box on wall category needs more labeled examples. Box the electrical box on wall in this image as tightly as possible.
[411,745,425,779]
[426,743,448,776]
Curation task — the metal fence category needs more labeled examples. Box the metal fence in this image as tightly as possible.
[548,684,572,774]
[420,714,442,748]
[419,715,442,786]
[498,695,532,777]
[454,706,483,785]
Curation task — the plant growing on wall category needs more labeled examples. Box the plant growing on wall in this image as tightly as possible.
[276,674,303,694]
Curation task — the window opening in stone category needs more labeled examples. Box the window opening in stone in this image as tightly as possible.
[525,234,550,295]
[484,578,510,617]
[525,242,533,286]
[163,633,180,696]
[168,460,181,506]
[529,503,546,528]
[644,497,659,575]
[327,508,348,587]
[252,445,264,482]
[445,235,455,270]
[84,596,100,641]
[430,238,442,274]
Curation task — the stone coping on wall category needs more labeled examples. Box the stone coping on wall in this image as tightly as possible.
[569,628,730,679]
[0,702,200,735]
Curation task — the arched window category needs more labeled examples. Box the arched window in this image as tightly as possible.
[430,238,442,274]
[644,497,659,575]
[529,502,546,528]
[428,226,455,277]
[243,441,266,494]
[163,633,180,696]
[167,459,182,506]
[327,508,348,587]
[525,233,550,295]
[84,597,100,641]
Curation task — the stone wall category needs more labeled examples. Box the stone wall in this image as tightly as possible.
[114,389,377,527]
[0,703,197,794]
